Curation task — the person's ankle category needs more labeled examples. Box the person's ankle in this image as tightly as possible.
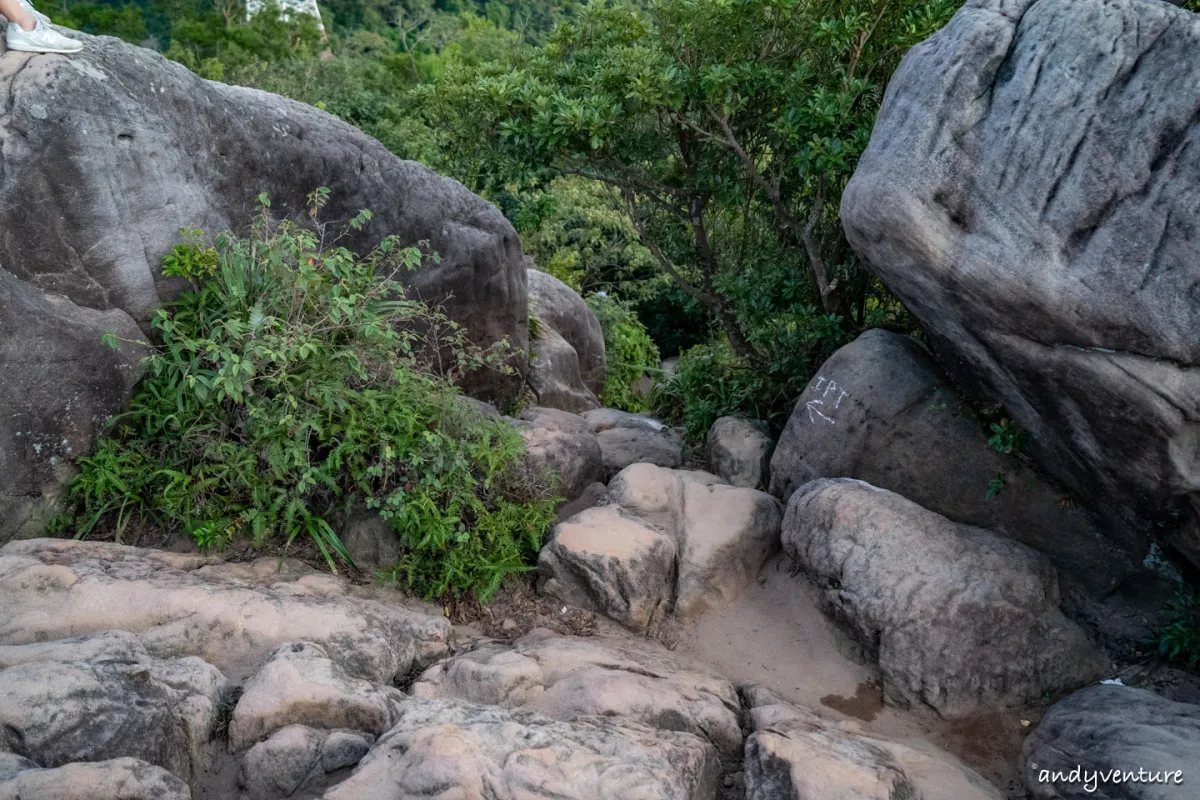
[18,17,35,31]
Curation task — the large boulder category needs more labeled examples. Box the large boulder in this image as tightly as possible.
[527,324,601,414]
[514,407,603,503]
[767,329,1165,655]
[537,505,677,632]
[1021,684,1200,799]
[0,34,528,541]
[322,699,721,800]
[607,464,782,622]
[840,0,1200,562]
[742,686,1003,800]
[783,479,1106,717]
[528,269,606,396]
[707,416,774,490]
[0,631,226,781]
[0,539,449,683]
[0,754,190,800]
[411,629,743,757]
[582,409,684,476]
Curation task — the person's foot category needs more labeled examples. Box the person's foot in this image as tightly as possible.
[17,0,51,25]
[6,20,82,53]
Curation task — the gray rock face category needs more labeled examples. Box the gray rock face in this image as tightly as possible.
[338,512,401,573]
[411,629,743,757]
[742,686,1003,800]
[767,329,1155,646]
[0,269,149,545]
[230,641,405,752]
[840,0,1200,559]
[528,325,601,414]
[0,539,449,683]
[514,408,603,502]
[322,699,721,800]
[240,725,373,800]
[706,416,774,490]
[528,269,606,396]
[0,754,191,800]
[0,34,528,542]
[782,479,1105,717]
[0,632,226,781]
[1022,684,1199,800]
[581,409,684,476]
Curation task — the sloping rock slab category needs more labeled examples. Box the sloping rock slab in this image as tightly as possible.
[0,539,449,683]
[0,631,225,781]
[0,754,190,800]
[582,409,684,475]
[411,628,742,757]
[514,408,603,503]
[528,325,601,414]
[322,699,721,800]
[1021,684,1200,799]
[783,479,1105,717]
[743,686,1003,800]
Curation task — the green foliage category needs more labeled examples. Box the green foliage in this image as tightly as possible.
[422,0,954,425]
[986,472,1007,500]
[653,340,799,441]
[586,293,660,412]
[51,2,150,43]
[1155,585,1200,671]
[58,194,555,601]
[986,417,1029,455]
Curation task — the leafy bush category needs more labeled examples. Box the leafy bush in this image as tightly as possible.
[1155,585,1200,671]
[56,192,555,602]
[653,340,802,442]
[586,293,660,412]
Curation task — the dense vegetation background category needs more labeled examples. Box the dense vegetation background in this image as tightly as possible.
[51,0,954,431]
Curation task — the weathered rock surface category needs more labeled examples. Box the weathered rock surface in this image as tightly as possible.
[707,416,773,490]
[0,632,226,781]
[527,324,601,414]
[322,699,722,800]
[230,641,405,751]
[240,725,373,800]
[742,686,1003,800]
[769,330,1139,593]
[582,409,684,475]
[0,269,149,545]
[528,269,605,396]
[608,464,782,621]
[841,0,1200,560]
[411,629,743,757]
[537,505,676,632]
[514,407,603,502]
[0,539,449,683]
[1021,684,1200,800]
[0,33,528,543]
[767,329,1173,657]
[0,754,191,800]
[783,479,1105,717]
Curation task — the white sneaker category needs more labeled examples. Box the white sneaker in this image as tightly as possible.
[6,20,82,53]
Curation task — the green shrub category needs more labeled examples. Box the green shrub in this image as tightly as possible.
[57,191,556,602]
[1155,585,1200,671]
[652,340,801,442]
[586,293,660,412]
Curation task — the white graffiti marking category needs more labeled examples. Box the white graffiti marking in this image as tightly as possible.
[805,376,850,425]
